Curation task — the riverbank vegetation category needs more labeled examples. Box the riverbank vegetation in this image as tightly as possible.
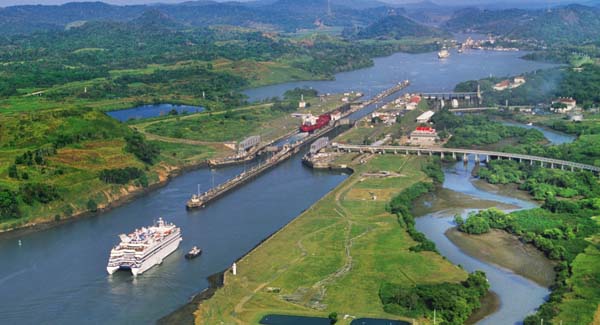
[477,160,600,200]
[195,155,470,324]
[380,271,490,325]
[470,159,600,324]
[431,109,545,148]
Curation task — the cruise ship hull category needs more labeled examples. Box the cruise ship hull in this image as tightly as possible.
[107,234,182,276]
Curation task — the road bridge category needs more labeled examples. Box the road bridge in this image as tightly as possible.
[448,105,532,113]
[332,144,600,174]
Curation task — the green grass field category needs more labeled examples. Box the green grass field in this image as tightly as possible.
[195,155,466,324]
[139,94,348,144]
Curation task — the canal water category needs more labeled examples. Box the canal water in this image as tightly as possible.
[106,104,204,122]
[243,50,555,103]
[0,50,558,324]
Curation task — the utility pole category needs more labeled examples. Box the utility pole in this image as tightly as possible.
[327,0,332,16]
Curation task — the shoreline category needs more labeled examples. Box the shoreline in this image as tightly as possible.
[0,161,208,238]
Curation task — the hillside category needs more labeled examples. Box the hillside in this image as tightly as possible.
[0,0,393,35]
[353,14,448,40]
[444,5,600,45]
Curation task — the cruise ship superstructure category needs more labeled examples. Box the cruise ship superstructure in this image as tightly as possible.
[106,218,182,276]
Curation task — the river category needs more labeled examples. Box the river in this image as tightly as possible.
[413,123,573,324]
[0,50,558,324]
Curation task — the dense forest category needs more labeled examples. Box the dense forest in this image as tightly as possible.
[444,5,600,46]
[0,0,393,35]
[431,109,546,148]
[345,14,448,40]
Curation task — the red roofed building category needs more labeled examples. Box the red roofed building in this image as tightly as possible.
[410,126,439,146]
[493,80,510,91]
[551,97,577,113]
[406,95,422,110]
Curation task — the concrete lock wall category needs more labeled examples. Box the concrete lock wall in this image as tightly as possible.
[310,137,329,154]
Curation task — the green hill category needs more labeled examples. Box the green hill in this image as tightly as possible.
[353,14,447,40]
[444,4,600,45]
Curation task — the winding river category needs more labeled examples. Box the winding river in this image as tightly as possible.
[0,50,559,324]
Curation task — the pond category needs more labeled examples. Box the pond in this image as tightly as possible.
[106,104,204,122]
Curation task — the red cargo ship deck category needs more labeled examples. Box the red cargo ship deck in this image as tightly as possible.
[300,114,331,132]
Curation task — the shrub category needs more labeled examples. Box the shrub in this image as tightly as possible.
[124,132,160,164]
[87,199,98,213]
[0,189,20,220]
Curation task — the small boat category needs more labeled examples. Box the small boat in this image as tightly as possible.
[527,122,533,126]
[185,246,202,259]
[438,49,450,59]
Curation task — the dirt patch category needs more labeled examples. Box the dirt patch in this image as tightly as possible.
[446,228,556,287]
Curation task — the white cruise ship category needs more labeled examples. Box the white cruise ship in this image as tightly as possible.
[106,218,182,276]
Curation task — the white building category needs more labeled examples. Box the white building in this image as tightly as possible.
[416,110,435,124]
[298,94,307,109]
[551,97,577,113]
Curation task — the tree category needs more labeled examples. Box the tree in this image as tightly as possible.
[124,132,160,164]
[454,215,464,226]
[458,215,490,234]
[8,164,18,179]
[328,312,338,324]
[87,199,98,213]
[0,189,20,220]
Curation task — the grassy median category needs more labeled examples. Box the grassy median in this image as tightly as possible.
[195,155,466,324]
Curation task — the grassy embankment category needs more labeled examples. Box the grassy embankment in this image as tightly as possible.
[136,94,351,144]
[195,155,466,324]
[0,108,218,231]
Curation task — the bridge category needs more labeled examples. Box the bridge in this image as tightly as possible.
[420,92,479,100]
[331,144,600,174]
[448,106,533,113]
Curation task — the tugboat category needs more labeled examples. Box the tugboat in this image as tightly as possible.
[185,246,202,259]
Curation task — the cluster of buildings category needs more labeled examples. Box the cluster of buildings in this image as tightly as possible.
[459,36,519,52]
[409,110,439,146]
[493,76,526,91]
[371,111,399,125]
[369,94,422,126]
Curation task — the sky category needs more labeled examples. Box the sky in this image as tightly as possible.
[0,0,591,7]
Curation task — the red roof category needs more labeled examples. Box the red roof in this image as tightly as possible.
[415,126,435,132]
[410,96,421,104]
[495,80,510,87]
[555,98,576,103]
